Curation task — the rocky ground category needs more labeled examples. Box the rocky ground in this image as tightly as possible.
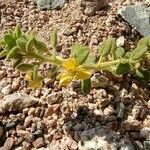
[0,0,150,150]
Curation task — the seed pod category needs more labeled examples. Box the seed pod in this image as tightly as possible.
[82,78,91,95]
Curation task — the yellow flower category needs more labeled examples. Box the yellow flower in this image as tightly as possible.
[25,71,42,90]
[59,58,91,86]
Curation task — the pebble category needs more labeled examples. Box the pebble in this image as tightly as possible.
[3,137,14,150]
[74,123,84,131]
[103,106,116,116]
[28,108,36,116]
[116,36,125,47]
[5,122,17,131]
[140,127,150,140]
[17,130,31,139]
[24,115,33,127]
[32,130,43,138]
[125,117,142,131]
[0,70,6,79]
[32,137,45,148]
[1,85,12,95]
[0,93,38,114]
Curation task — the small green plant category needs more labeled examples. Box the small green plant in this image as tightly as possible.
[0,25,150,94]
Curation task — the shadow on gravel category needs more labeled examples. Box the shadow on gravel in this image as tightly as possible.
[65,105,146,149]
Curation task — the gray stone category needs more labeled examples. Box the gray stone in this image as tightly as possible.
[78,127,135,150]
[140,127,150,140]
[36,0,66,10]
[0,93,38,114]
[118,4,150,36]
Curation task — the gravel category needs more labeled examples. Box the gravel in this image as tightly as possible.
[0,0,149,149]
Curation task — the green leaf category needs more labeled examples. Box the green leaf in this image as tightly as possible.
[82,78,91,95]
[49,65,57,79]
[137,37,149,47]
[13,58,22,68]
[71,43,90,64]
[99,37,116,57]
[84,53,96,65]
[116,63,130,75]
[34,38,48,52]
[71,43,80,57]
[6,46,19,59]
[17,63,34,72]
[76,50,90,65]
[26,37,34,52]
[110,38,117,56]
[135,68,150,81]
[33,64,40,81]
[0,50,8,58]
[13,24,22,39]
[30,52,47,62]
[16,38,27,51]
[50,27,57,50]
[130,46,148,60]
[115,47,125,59]
[3,33,16,48]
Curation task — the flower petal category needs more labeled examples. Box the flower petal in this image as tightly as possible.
[59,73,73,86]
[76,66,91,80]
[62,58,78,71]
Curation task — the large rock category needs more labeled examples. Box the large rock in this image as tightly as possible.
[0,93,38,114]
[36,0,66,10]
[118,4,150,36]
[78,127,135,150]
